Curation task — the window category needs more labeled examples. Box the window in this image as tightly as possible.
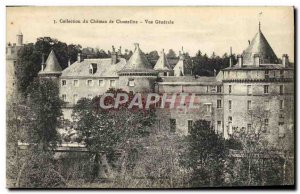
[87,80,93,86]
[73,80,79,87]
[217,85,222,93]
[89,63,97,74]
[228,117,232,135]
[211,86,216,93]
[278,122,285,137]
[129,80,135,87]
[247,124,252,132]
[247,85,252,95]
[170,119,176,133]
[229,85,232,94]
[110,80,116,87]
[229,100,232,110]
[247,100,252,110]
[264,119,269,132]
[62,94,66,101]
[188,120,193,133]
[264,100,270,110]
[217,121,222,133]
[73,94,78,104]
[265,70,269,79]
[279,85,284,95]
[62,80,67,86]
[206,86,209,93]
[280,70,284,78]
[264,85,269,94]
[279,100,284,110]
[99,80,104,87]
[217,99,222,108]
[205,103,212,113]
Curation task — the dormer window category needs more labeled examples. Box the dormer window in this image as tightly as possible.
[128,79,135,87]
[89,63,97,74]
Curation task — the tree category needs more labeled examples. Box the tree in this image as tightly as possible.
[25,78,63,149]
[166,49,177,59]
[185,120,228,187]
[72,89,157,182]
[16,37,81,95]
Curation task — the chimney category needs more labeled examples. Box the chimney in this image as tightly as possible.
[41,54,45,71]
[282,54,289,67]
[229,47,233,67]
[237,55,243,67]
[253,54,260,67]
[77,53,82,63]
[111,45,118,64]
[68,59,71,67]
[214,69,216,76]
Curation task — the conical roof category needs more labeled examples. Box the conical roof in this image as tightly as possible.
[39,50,62,74]
[242,24,278,65]
[119,43,156,73]
[154,49,171,71]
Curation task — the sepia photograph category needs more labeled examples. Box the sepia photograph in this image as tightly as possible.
[5,6,295,189]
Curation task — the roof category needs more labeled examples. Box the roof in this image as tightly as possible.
[119,43,157,73]
[159,76,220,85]
[61,58,127,78]
[223,64,293,71]
[242,24,278,65]
[39,50,62,75]
[154,50,172,71]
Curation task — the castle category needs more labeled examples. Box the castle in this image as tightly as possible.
[7,23,294,147]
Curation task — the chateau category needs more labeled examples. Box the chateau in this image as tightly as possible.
[8,24,294,147]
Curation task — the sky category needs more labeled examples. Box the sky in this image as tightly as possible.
[6,6,294,61]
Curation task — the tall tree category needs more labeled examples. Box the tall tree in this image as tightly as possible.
[185,120,228,187]
[26,79,63,149]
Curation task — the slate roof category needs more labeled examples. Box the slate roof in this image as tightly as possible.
[241,24,278,65]
[61,58,127,78]
[39,50,62,75]
[119,43,157,73]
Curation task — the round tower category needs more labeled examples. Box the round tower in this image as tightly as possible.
[38,50,62,79]
[118,43,158,93]
[16,30,23,46]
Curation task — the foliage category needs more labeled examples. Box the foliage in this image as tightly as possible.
[16,152,66,188]
[184,120,228,187]
[72,88,157,181]
[25,79,63,149]
[16,37,81,95]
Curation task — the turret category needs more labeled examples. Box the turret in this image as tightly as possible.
[16,31,23,46]
[38,50,62,79]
